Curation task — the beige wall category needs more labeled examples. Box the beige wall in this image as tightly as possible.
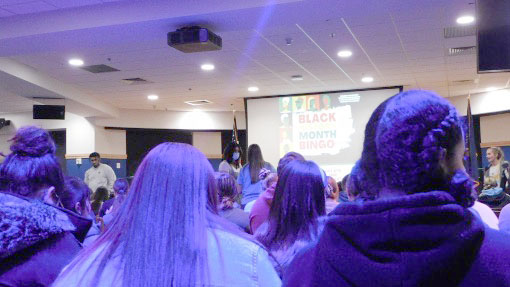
[94,127,127,155]
[480,113,510,145]
[192,132,222,158]
[449,89,510,116]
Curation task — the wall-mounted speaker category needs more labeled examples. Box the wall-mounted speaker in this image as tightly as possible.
[477,0,510,73]
[33,105,65,120]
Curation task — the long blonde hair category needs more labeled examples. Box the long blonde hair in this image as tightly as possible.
[489,147,505,164]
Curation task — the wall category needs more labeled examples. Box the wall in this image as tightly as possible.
[94,109,246,130]
[192,132,222,158]
[449,89,510,116]
[0,111,126,179]
[95,127,126,155]
[0,109,244,179]
[480,113,510,144]
[0,111,95,155]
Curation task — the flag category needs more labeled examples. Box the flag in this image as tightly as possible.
[232,112,239,144]
[466,96,479,181]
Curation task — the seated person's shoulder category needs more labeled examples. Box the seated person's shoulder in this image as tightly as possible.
[478,228,510,260]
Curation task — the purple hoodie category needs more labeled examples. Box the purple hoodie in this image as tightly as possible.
[284,191,510,286]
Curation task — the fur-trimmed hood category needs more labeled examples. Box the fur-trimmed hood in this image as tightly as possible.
[0,192,91,259]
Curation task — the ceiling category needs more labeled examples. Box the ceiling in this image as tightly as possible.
[1,0,508,114]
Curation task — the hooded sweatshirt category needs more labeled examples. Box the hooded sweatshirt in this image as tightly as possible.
[284,191,510,287]
[0,192,92,287]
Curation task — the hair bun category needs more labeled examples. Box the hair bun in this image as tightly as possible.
[10,126,56,157]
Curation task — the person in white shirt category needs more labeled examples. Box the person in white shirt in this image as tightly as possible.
[84,152,116,197]
[483,147,509,191]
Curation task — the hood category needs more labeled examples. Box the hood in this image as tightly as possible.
[0,192,92,259]
[314,191,485,287]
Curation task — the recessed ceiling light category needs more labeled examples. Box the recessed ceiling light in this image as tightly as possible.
[68,58,84,66]
[337,50,353,58]
[291,75,304,81]
[486,87,498,92]
[147,94,159,100]
[361,76,374,83]
[201,64,215,71]
[456,15,475,25]
[248,86,259,92]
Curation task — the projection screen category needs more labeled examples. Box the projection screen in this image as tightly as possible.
[245,87,402,180]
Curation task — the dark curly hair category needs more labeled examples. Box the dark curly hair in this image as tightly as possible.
[357,90,475,207]
[222,142,242,167]
[0,126,65,199]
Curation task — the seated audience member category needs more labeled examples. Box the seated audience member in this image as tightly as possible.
[477,188,510,210]
[338,174,349,203]
[237,144,275,207]
[469,201,499,230]
[218,142,242,179]
[62,176,101,246]
[325,176,340,214]
[345,164,363,202]
[101,178,130,226]
[244,168,276,213]
[90,186,109,216]
[499,204,510,233]
[482,147,509,193]
[53,143,281,287]
[100,178,129,217]
[256,159,326,272]
[0,126,91,287]
[284,90,510,286]
[214,172,249,231]
[250,152,304,234]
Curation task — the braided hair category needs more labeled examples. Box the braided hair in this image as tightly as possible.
[358,90,475,207]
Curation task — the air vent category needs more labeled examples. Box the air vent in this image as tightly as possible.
[185,100,212,106]
[450,79,474,86]
[122,77,153,85]
[81,64,120,73]
[31,96,63,100]
[448,46,476,56]
[444,26,476,38]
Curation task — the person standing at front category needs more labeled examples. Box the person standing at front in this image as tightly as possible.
[84,152,116,197]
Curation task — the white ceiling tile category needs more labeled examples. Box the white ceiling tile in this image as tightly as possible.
[2,1,57,14]
[0,8,15,16]
[0,0,504,112]
[43,0,102,9]
[0,0,33,5]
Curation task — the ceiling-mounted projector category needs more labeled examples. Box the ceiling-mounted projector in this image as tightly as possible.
[0,118,10,129]
[167,26,222,53]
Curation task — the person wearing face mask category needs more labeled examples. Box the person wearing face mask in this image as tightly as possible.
[0,126,92,287]
[218,142,243,179]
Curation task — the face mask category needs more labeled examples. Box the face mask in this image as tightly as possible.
[232,152,240,161]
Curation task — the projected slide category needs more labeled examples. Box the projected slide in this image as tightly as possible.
[247,88,400,180]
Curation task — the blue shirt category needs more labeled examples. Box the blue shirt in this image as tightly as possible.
[237,163,275,205]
